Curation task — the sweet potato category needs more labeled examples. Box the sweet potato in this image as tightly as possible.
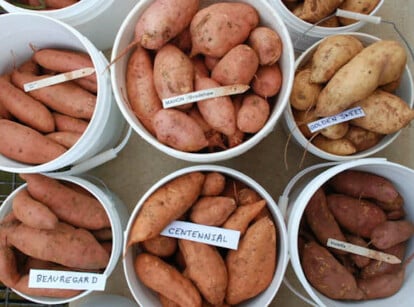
[370,220,414,249]
[134,253,202,307]
[32,48,97,93]
[171,27,192,54]
[351,90,414,134]
[223,199,266,235]
[338,0,381,26]
[0,246,20,288]
[301,241,364,300]
[153,44,195,101]
[11,70,96,120]
[211,44,259,86]
[247,26,282,66]
[312,135,357,155]
[236,94,270,134]
[201,172,226,196]
[304,188,347,249]
[310,35,364,84]
[0,119,67,164]
[195,77,236,136]
[357,269,405,299]
[293,108,318,138]
[344,125,383,152]
[326,193,387,238]
[153,108,209,151]
[237,188,262,206]
[345,234,371,268]
[7,222,109,269]
[91,227,112,241]
[251,64,282,98]
[191,55,210,80]
[190,196,236,226]
[126,46,162,134]
[320,122,349,140]
[128,172,205,245]
[360,242,406,279]
[190,2,259,58]
[315,40,407,117]
[328,170,401,204]
[46,131,82,148]
[13,274,82,298]
[12,188,58,230]
[0,77,55,133]
[20,174,110,230]
[18,59,40,75]
[226,216,276,305]
[134,0,199,50]
[179,240,227,305]
[296,0,343,23]
[204,56,220,71]
[290,68,322,111]
[52,112,88,134]
[142,235,177,258]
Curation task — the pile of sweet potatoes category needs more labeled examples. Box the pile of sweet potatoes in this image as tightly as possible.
[124,0,284,153]
[126,170,279,306]
[0,48,97,165]
[0,174,112,299]
[283,0,380,26]
[300,170,414,300]
[290,34,413,156]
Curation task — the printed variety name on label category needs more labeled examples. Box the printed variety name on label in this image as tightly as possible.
[307,106,365,133]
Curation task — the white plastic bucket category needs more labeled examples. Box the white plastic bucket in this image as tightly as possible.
[268,0,384,51]
[123,164,289,306]
[278,158,414,306]
[283,32,414,162]
[0,0,137,50]
[111,0,295,163]
[0,13,127,174]
[0,174,130,305]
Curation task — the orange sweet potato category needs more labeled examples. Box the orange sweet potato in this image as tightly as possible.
[0,246,20,288]
[46,131,82,148]
[222,199,266,234]
[142,235,178,258]
[236,94,270,134]
[52,112,89,134]
[201,172,226,196]
[247,26,282,66]
[190,196,236,226]
[251,64,283,98]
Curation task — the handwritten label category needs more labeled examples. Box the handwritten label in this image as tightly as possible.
[162,84,249,109]
[161,220,240,250]
[307,106,365,133]
[28,269,106,291]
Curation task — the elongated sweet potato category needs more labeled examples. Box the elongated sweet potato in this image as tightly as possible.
[128,172,205,245]
[52,112,89,134]
[142,235,177,258]
[0,246,20,288]
[222,199,266,234]
[135,253,202,306]
[370,220,414,249]
[327,193,387,238]
[46,131,82,148]
[226,216,276,305]
[302,241,364,300]
[0,119,67,164]
[20,174,110,230]
[190,196,236,226]
[312,135,357,156]
[179,240,227,305]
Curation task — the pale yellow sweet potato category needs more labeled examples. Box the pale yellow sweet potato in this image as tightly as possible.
[312,135,357,155]
[311,35,364,84]
[320,122,349,140]
[290,68,322,111]
[339,0,381,26]
[344,125,383,151]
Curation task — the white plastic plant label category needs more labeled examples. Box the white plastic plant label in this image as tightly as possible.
[28,269,106,291]
[161,220,241,250]
[307,106,365,133]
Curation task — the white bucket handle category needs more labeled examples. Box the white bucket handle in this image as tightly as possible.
[47,125,132,177]
[279,157,387,306]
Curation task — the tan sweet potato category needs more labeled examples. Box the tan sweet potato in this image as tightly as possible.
[326,193,387,238]
[135,253,202,307]
[312,135,357,155]
[247,26,282,66]
[128,172,205,245]
[344,126,383,151]
[179,240,227,305]
[134,0,199,50]
[12,188,58,230]
[226,216,277,305]
[211,44,259,86]
[320,122,349,140]
[290,68,322,111]
[20,173,110,230]
[339,0,381,26]
[190,2,259,58]
[190,196,236,226]
[302,241,364,300]
[293,108,318,138]
[296,0,343,23]
[370,220,414,249]
[350,90,414,134]
[310,35,364,84]
[153,108,209,152]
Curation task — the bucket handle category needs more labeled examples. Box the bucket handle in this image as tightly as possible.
[279,157,387,306]
[47,125,132,177]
